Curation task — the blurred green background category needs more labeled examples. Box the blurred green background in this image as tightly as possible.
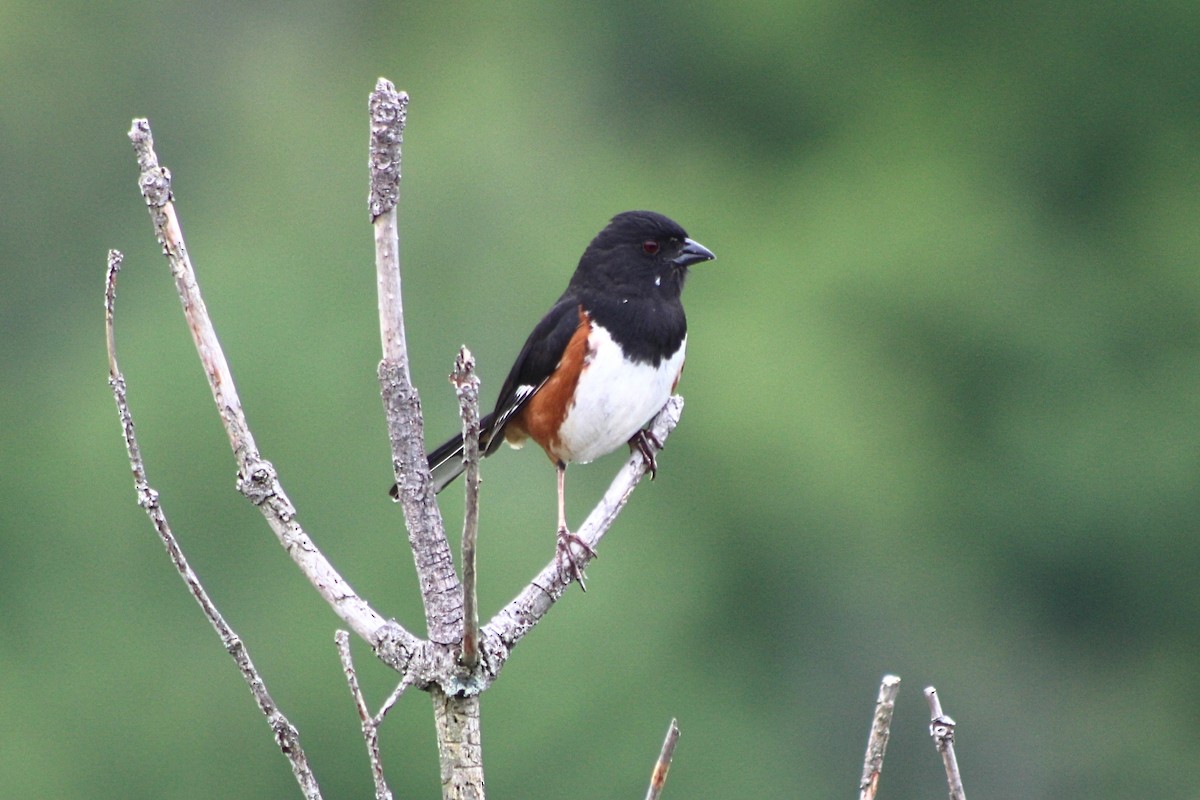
[4,1,1198,797]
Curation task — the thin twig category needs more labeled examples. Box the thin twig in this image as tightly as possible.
[644,718,680,800]
[480,396,683,669]
[125,118,419,663]
[925,687,967,800]
[453,347,482,669]
[375,673,414,724]
[337,631,394,800]
[106,249,322,800]
[859,675,901,800]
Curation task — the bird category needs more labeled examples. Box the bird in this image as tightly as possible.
[392,210,714,587]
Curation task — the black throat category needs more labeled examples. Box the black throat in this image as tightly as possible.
[581,291,687,367]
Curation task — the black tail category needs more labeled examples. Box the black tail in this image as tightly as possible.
[426,432,470,493]
[388,412,500,499]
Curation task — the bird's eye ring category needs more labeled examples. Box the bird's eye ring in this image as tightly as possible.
[642,240,660,255]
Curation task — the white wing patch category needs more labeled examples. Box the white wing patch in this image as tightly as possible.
[499,383,539,449]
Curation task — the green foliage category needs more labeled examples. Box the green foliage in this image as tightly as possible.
[3,1,1199,797]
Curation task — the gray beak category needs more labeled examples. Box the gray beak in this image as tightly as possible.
[671,238,716,268]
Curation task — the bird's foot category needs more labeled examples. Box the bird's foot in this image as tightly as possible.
[628,429,663,480]
[556,527,596,592]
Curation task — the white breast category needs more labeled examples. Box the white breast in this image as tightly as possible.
[554,324,686,465]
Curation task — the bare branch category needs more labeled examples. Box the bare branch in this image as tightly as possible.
[644,718,680,800]
[370,79,463,646]
[368,81,481,800]
[106,249,323,800]
[925,687,967,800]
[859,674,901,800]
[337,631,394,800]
[453,348,482,669]
[125,118,417,663]
[480,397,684,668]
[370,79,411,363]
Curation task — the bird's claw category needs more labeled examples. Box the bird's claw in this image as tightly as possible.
[556,527,596,591]
[628,429,663,479]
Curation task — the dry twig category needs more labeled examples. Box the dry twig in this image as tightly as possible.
[453,348,483,669]
[859,674,901,800]
[368,79,480,800]
[125,118,419,662]
[370,80,464,646]
[106,249,322,800]
[925,687,967,800]
[337,630,401,800]
[644,718,680,800]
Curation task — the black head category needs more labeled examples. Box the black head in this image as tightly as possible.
[569,211,714,299]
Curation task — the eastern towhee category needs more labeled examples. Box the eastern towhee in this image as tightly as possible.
[391,210,714,586]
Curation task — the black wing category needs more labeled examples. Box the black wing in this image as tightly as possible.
[418,295,583,494]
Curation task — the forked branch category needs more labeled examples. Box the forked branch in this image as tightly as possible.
[369,81,463,647]
[115,80,687,800]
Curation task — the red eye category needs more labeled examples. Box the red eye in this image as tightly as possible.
[642,240,660,255]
